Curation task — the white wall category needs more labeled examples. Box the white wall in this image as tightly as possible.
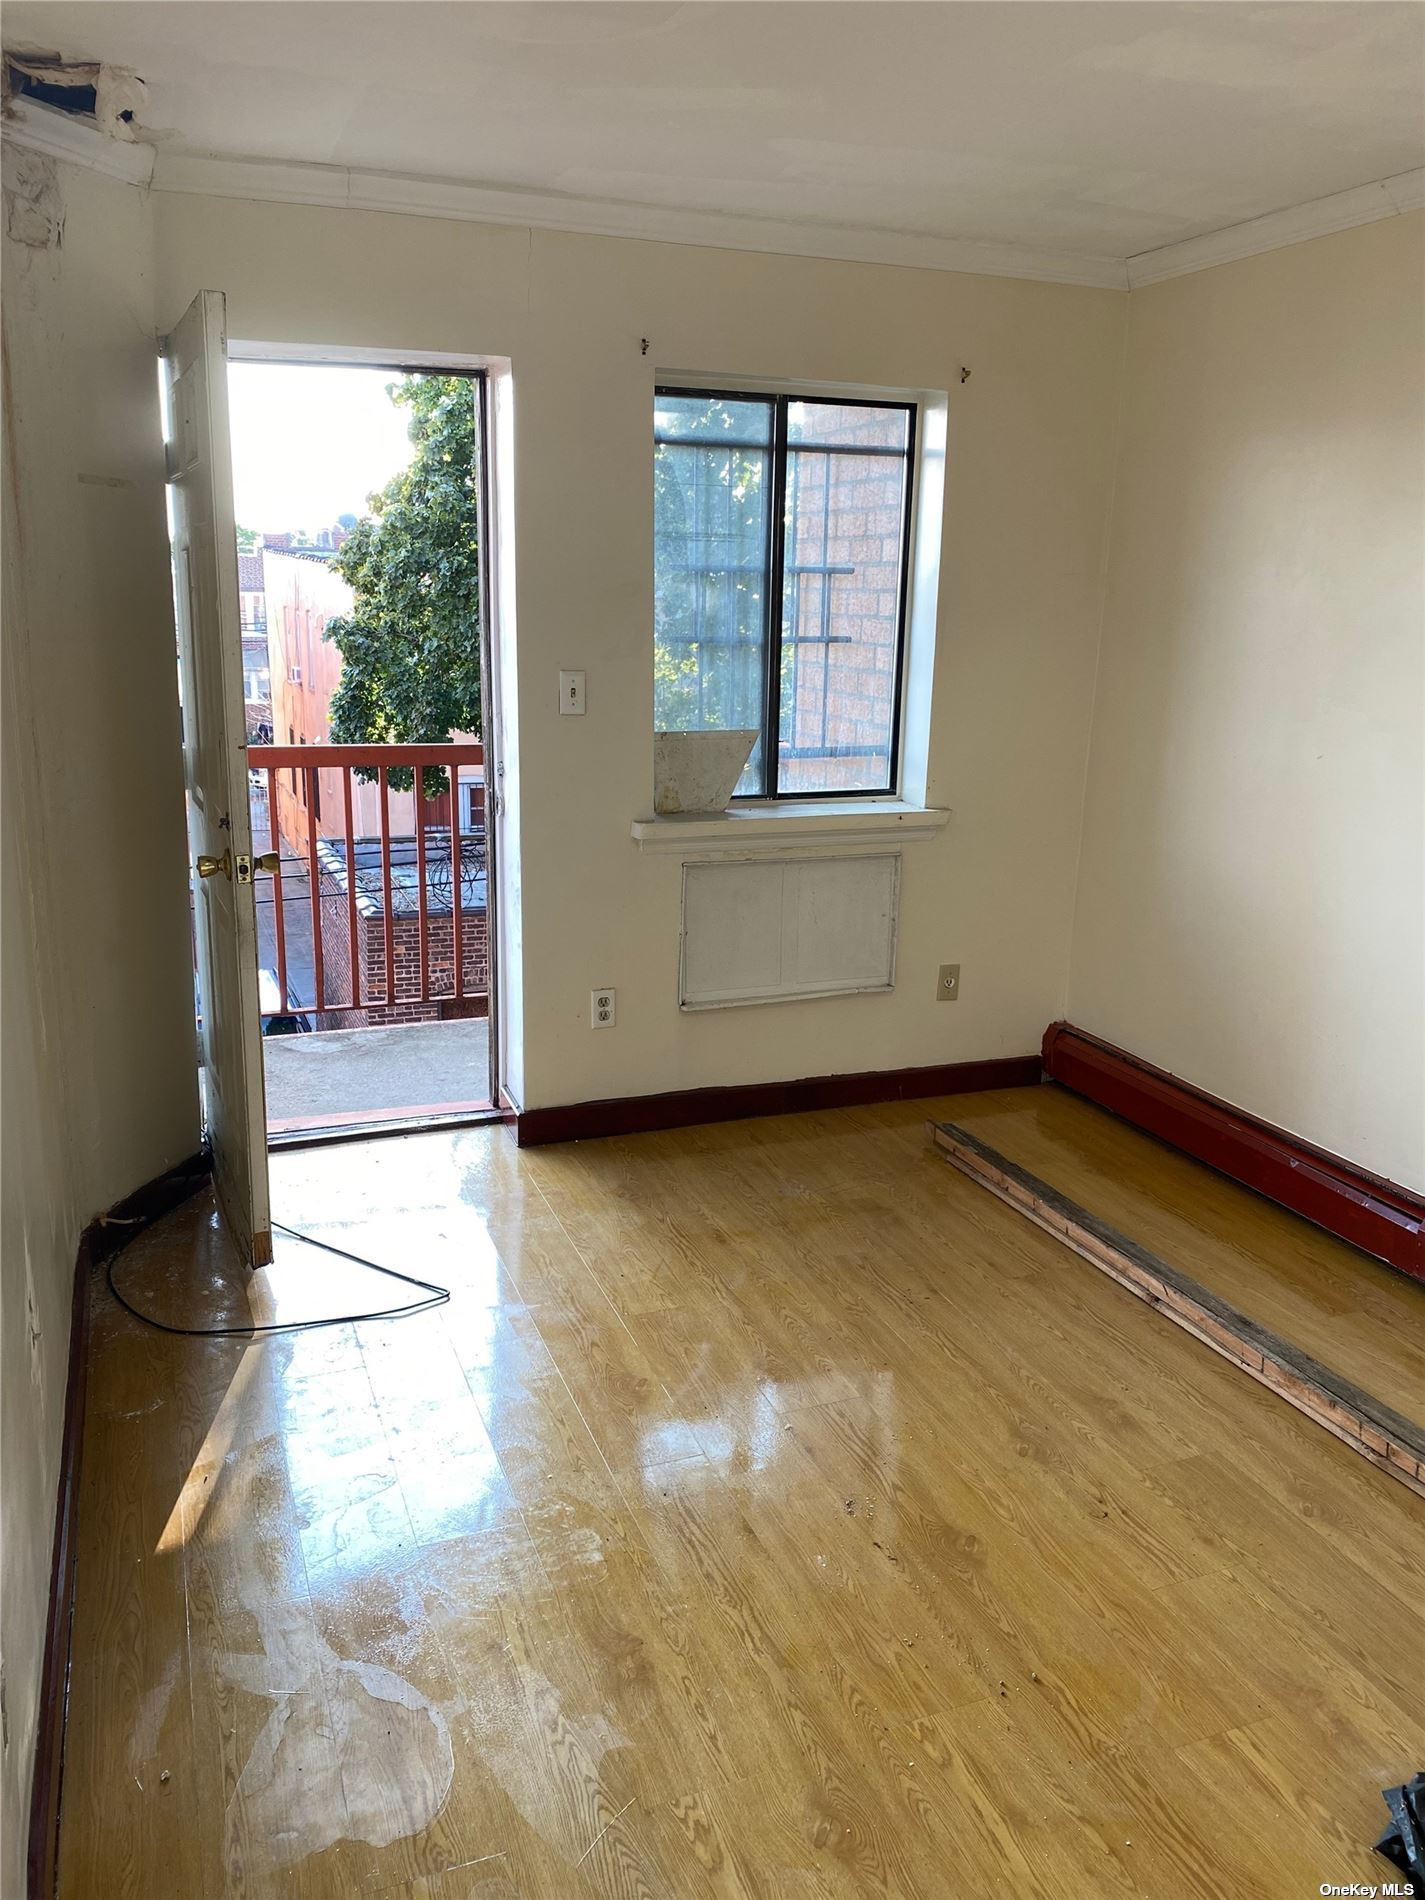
[1,152,199,1891]
[1069,212,1425,1190]
[152,193,1127,1109]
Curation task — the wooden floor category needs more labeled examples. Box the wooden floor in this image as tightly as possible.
[58,1089,1425,1899]
[945,1084,1425,1423]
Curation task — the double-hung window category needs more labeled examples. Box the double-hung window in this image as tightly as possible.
[654,387,916,799]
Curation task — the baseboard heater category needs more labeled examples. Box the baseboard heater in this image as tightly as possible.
[1041,1022,1425,1282]
[931,1116,1425,1500]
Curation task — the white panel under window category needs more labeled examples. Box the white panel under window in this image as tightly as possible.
[680,854,899,1009]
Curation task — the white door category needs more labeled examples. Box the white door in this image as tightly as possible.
[164,291,272,1267]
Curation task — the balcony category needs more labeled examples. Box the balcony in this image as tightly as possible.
[246,742,493,1135]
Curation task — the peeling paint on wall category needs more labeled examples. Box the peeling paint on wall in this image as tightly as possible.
[2,146,63,250]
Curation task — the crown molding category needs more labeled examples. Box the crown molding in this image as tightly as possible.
[0,96,154,187]
[1384,167,1425,215]
[145,151,1425,292]
[1126,167,1425,288]
[7,105,1416,295]
[150,149,1130,290]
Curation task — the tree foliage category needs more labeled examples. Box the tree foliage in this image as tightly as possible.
[326,375,480,792]
[653,397,767,739]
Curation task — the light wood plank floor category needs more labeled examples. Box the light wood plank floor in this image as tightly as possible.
[944,1084,1425,1423]
[59,1092,1425,1899]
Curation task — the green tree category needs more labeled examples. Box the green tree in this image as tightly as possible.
[654,396,767,739]
[236,523,261,552]
[326,375,480,793]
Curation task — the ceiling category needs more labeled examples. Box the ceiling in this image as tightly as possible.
[5,1,1423,263]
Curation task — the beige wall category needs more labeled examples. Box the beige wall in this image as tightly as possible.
[1,155,199,1891]
[0,563,76,1900]
[153,192,1127,1110]
[1069,213,1425,1190]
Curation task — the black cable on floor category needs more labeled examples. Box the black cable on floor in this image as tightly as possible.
[105,1214,451,1338]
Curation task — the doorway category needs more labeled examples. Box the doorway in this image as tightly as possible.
[224,352,499,1140]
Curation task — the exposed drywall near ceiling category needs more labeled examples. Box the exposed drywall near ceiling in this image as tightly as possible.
[4,1,1422,262]
[1068,211,1425,1190]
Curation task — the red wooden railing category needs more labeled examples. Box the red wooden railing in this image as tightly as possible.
[246,742,486,1021]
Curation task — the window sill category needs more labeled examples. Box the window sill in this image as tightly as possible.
[630,801,950,856]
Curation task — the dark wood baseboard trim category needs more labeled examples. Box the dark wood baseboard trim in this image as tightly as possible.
[1041,1022,1425,1284]
[931,1118,1425,1498]
[28,1149,211,1900]
[25,1232,92,1900]
[515,1055,1043,1147]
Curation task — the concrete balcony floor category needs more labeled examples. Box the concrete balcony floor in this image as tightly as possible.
[263,1016,492,1135]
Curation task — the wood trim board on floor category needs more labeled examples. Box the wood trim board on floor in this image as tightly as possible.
[514,1054,1043,1146]
[1042,1022,1425,1283]
[28,1151,213,1900]
[930,1117,1425,1500]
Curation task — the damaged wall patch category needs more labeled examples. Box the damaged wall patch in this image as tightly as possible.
[3,147,64,249]
[3,53,146,142]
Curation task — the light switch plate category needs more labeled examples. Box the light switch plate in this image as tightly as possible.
[559,670,586,715]
[936,963,961,1002]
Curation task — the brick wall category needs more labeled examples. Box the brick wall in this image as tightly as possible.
[317,898,489,1030]
[782,405,908,793]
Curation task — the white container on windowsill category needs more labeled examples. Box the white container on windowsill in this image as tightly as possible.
[653,729,759,815]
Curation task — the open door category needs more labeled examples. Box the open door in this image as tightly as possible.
[164,291,273,1267]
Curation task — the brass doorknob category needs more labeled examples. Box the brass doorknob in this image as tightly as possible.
[196,850,231,880]
[254,852,280,874]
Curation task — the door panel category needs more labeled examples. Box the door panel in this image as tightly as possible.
[164,291,272,1267]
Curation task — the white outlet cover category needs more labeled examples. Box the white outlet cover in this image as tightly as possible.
[591,986,616,1028]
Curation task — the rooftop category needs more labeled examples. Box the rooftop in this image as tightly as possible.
[315,831,487,920]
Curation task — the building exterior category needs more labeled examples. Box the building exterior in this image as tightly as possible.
[262,541,470,861]
[255,541,486,1027]
[314,833,490,1029]
[262,542,422,856]
[238,550,271,738]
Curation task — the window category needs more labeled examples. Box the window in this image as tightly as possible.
[654,387,916,798]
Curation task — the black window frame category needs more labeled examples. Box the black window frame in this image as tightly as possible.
[655,384,918,802]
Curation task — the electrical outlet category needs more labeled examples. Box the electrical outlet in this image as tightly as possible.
[936,963,961,1003]
[591,986,616,1028]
